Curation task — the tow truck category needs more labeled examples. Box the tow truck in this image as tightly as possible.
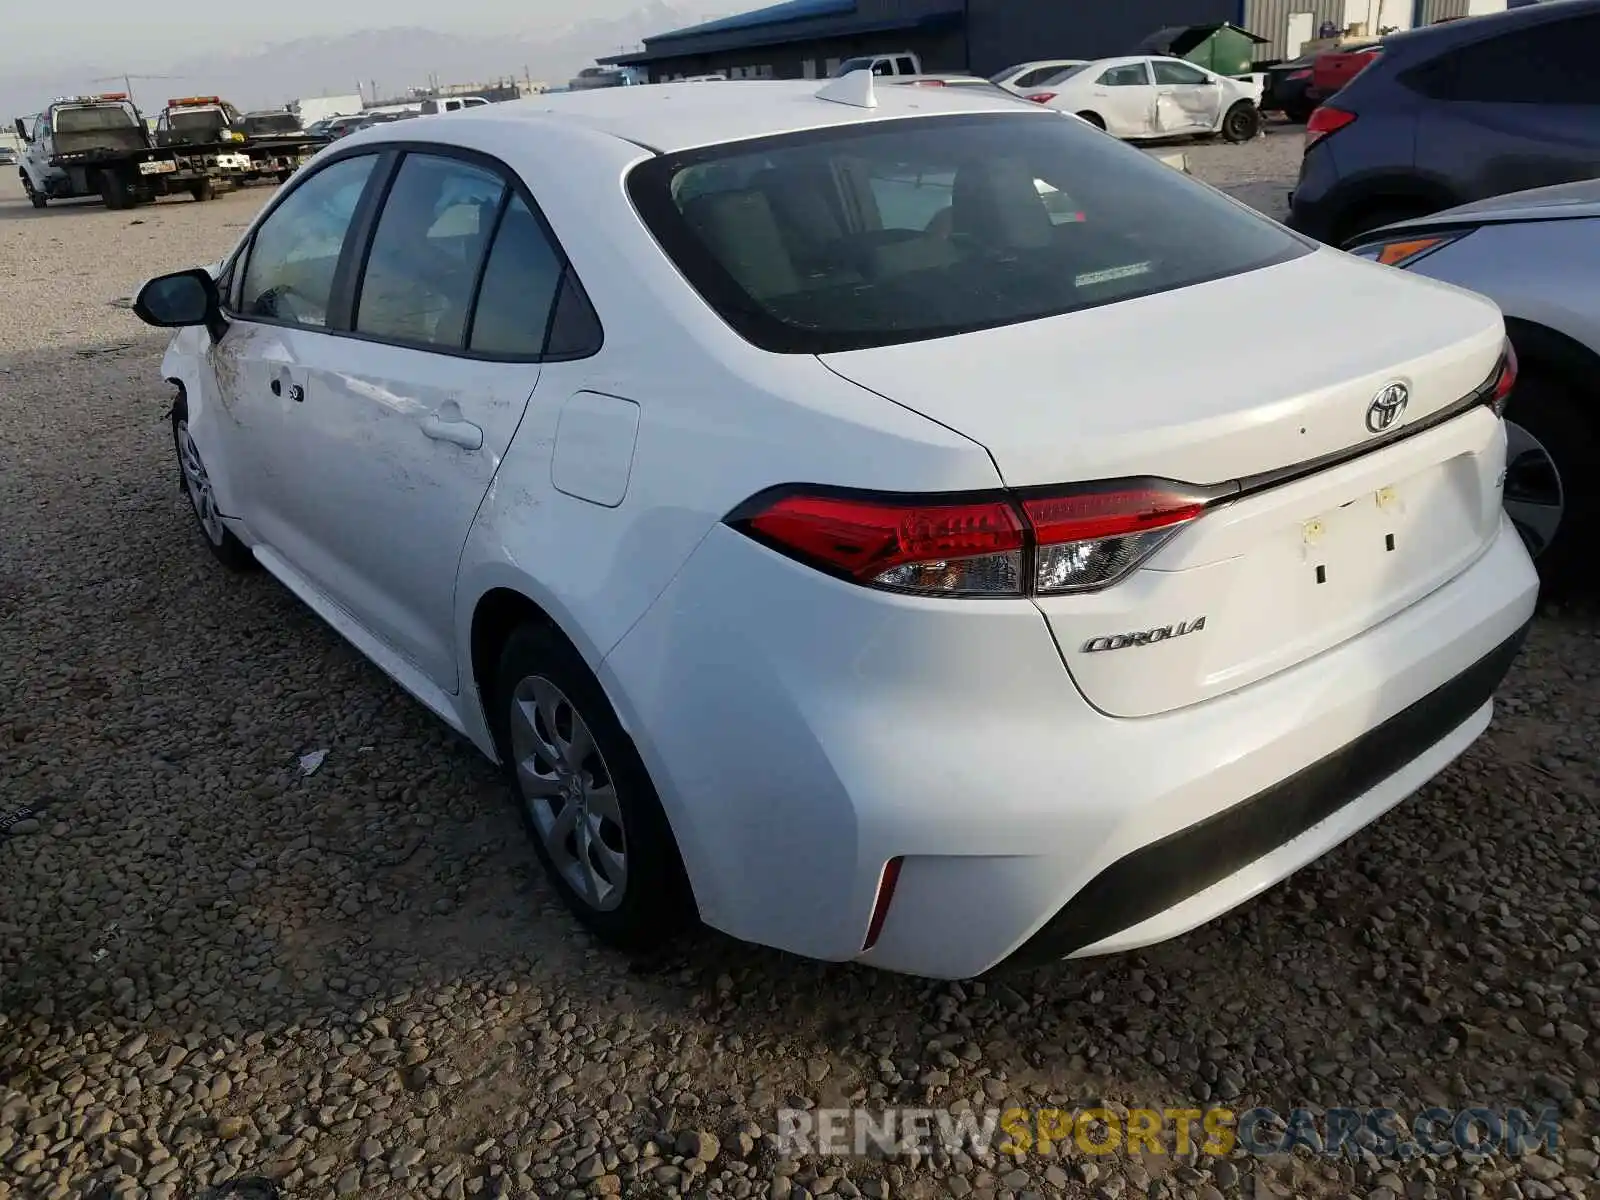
[152,96,255,185]
[14,93,234,209]
[235,109,329,183]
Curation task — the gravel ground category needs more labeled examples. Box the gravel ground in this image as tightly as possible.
[1,130,1597,1200]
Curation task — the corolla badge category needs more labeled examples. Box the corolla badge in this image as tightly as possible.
[1081,617,1206,653]
[1366,382,1409,434]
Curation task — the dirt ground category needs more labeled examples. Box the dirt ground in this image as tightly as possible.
[1,127,1596,1200]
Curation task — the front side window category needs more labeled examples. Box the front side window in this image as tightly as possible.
[1152,59,1209,86]
[354,153,507,348]
[630,112,1306,354]
[1099,64,1151,87]
[238,153,378,327]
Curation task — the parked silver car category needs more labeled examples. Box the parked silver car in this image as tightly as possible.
[1344,180,1600,592]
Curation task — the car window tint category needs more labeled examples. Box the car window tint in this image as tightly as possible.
[630,112,1306,355]
[355,153,506,349]
[467,194,565,356]
[1099,64,1149,87]
[1152,59,1208,86]
[239,154,378,327]
[1430,16,1600,105]
[544,272,604,358]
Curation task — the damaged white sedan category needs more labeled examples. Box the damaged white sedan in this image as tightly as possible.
[1019,55,1264,142]
[133,71,1534,979]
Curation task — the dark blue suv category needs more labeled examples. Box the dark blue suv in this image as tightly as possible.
[1288,0,1600,246]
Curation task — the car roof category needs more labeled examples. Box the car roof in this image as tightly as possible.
[438,78,1054,153]
[1380,0,1600,56]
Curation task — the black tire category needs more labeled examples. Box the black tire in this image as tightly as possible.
[1221,101,1263,143]
[21,172,47,208]
[276,169,293,184]
[170,395,255,571]
[1075,111,1106,130]
[191,178,216,202]
[491,622,695,953]
[1282,99,1314,124]
[1502,367,1599,597]
[99,170,131,211]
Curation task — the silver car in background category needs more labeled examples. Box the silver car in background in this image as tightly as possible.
[1345,180,1600,594]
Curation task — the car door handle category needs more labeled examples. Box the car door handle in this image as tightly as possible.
[421,412,483,451]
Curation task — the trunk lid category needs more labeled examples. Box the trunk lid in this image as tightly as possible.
[820,249,1510,717]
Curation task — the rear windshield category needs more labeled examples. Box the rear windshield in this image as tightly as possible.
[628,112,1308,354]
[172,109,226,132]
[54,106,138,133]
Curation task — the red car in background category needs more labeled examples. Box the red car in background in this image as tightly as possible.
[1307,42,1383,104]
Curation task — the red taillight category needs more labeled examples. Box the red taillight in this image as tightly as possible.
[1288,68,1311,80]
[741,493,1025,595]
[1026,92,1057,104]
[1305,105,1356,150]
[729,482,1214,597]
[1491,340,1518,414]
[1022,488,1209,595]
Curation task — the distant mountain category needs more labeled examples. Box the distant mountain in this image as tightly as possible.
[0,2,727,117]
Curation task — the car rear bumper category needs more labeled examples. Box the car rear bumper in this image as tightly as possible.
[602,515,1536,979]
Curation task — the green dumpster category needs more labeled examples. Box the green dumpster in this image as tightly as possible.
[1133,23,1271,77]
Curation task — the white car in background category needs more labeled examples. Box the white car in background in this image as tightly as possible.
[1022,55,1263,143]
[1344,179,1600,591]
[990,59,1091,94]
[132,74,1534,980]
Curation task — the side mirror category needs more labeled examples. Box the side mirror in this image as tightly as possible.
[134,268,228,343]
[13,117,30,143]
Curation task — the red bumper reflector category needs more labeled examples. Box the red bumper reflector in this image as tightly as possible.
[863,856,904,951]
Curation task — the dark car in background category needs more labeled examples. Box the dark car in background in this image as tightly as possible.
[1287,0,1600,245]
[1259,53,1319,123]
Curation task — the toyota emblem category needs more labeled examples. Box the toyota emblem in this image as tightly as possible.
[1366,382,1409,434]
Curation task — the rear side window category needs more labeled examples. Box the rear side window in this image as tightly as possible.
[467,195,564,356]
[1412,15,1600,104]
[628,112,1307,354]
[354,153,506,348]
[1099,64,1150,87]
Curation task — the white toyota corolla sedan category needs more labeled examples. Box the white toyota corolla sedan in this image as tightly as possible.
[133,72,1537,980]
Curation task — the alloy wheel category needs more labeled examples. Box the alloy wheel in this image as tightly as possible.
[176,420,227,545]
[509,675,629,911]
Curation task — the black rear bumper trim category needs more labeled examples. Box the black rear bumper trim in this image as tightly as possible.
[1004,619,1530,969]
